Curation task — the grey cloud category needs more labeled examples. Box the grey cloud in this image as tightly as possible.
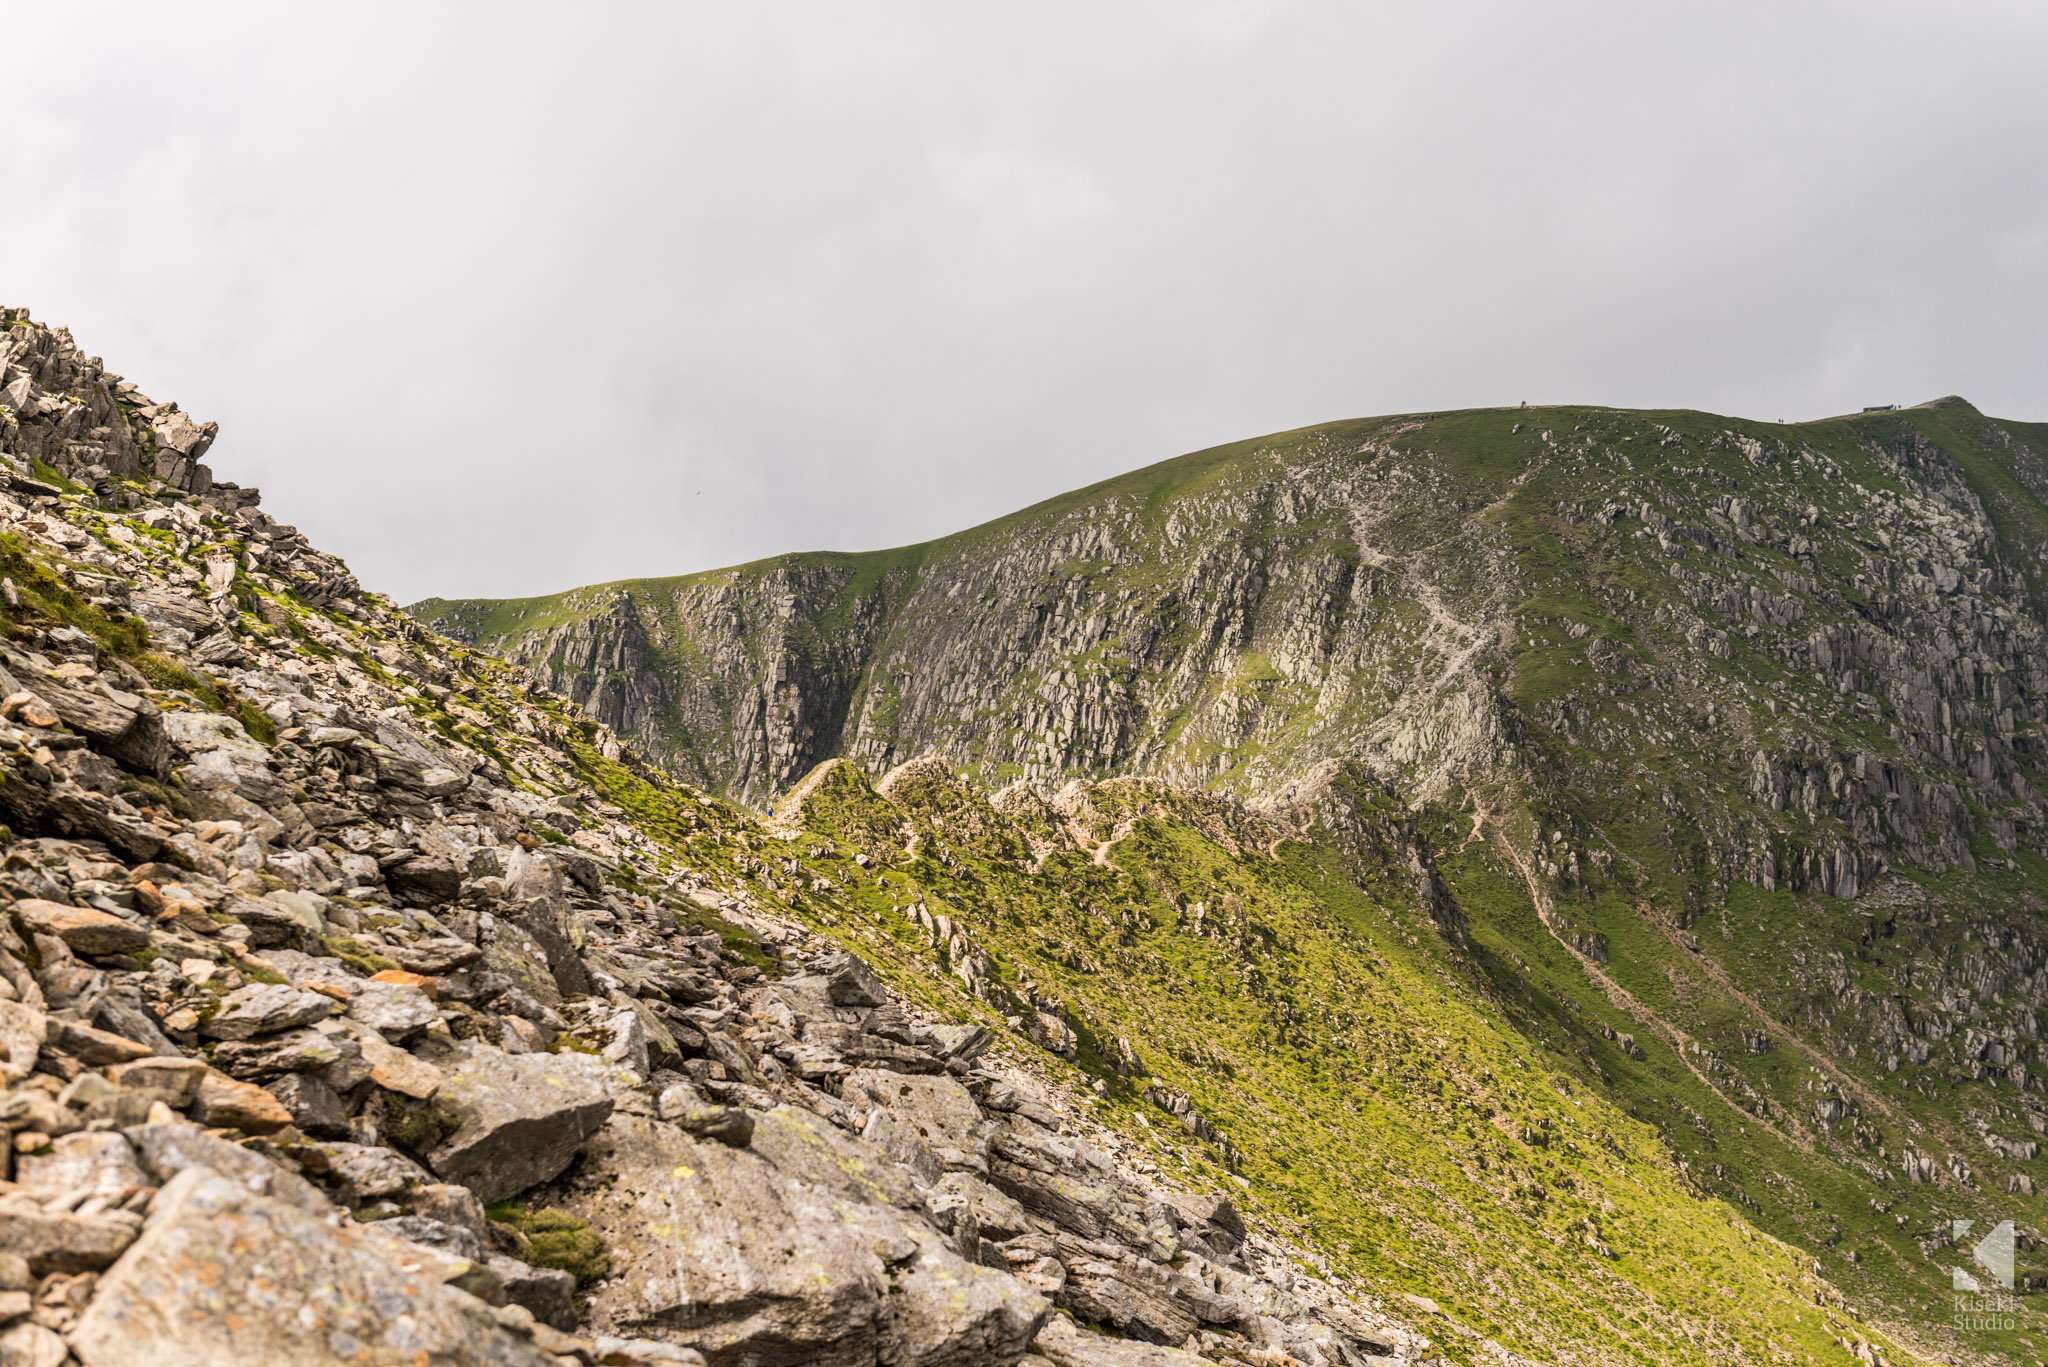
[4,1,2044,603]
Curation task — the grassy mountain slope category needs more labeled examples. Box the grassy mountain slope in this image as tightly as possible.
[416,397,2048,1361]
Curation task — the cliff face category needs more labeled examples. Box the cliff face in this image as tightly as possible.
[418,400,2048,902]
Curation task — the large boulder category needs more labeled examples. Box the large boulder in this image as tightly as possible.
[842,1068,987,1169]
[0,649,170,778]
[162,711,278,803]
[567,1108,1047,1367]
[416,1038,616,1202]
[69,1168,556,1367]
[1029,1313,1211,1366]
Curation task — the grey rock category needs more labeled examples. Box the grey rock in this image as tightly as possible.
[126,1120,332,1213]
[824,951,889,1007]
[934,1172,1033,1240]
[311,1141,431,1204]
[1164,1192,1245,1254]
[14,1131,146,1200]
[0,1323,68,1367]
[345,978,438,1038]
[489,1252,578,1331]
[69,1168,556,1367]
[211,1025,345,1077]
[408,1181,488,1234]
[668,1102,753,1148]
[162,711,278,804]
[378,1213,485,1261]
[386,853,462,904]
[989,1160,1120,1241]
[0,1003,44,1084]
[568,1110,1047,1367]
[390,933,484,975]
[261,1072,351,1137]
[1029,1313,1210,1366]
[200,983,337,1041]
[93,989,184,1057]
[0,1205,138,1274]
[844,1068,987,1168]
[105,1056,208,1107]
[1057,1252,1199,1346]
[416,1038,616,1202]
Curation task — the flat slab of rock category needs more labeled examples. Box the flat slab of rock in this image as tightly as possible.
[418,1039,616,1202]
[69,1167,556,1367]
[0,1205,139,1274]
[13,899,149,957]
[353,1026,446,1099]
[192,1068,294,1134]
[48,1016,155,1066]
[568,1109,1045,1367]
[201,983,337,1041]
[15,1132,147,1201]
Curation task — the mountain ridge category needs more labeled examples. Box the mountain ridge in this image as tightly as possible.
[1,303,2040,1365]
[414,394,2047,890]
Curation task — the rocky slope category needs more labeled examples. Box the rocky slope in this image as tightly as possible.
[0,306,1459,1367]
[417,392,2048,1360]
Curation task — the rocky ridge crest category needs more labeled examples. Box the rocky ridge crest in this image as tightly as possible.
[419,401,2048,909]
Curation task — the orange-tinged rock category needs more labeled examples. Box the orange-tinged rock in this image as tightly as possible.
[12,899,150,956]
[192,1070,292,1135]
[368,969,439,999]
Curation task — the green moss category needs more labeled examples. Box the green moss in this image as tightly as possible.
[322,934,400,975]
[230,955,287,985]
[28,459,87,496]
[485,1204,611,1285]
[377,1092,462,1153]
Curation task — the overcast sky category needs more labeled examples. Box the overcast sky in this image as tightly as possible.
[6,3,2046,604]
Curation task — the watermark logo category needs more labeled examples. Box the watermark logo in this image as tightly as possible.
[1951,1219,2018,1333]
[1950,1219,2014,1292]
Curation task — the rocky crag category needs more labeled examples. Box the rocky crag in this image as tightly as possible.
[416,401,2047,908]
[0,307,1467,1367]
[419,391,2048,1360]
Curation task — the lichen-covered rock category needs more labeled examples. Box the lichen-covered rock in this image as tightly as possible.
[346,978,439,1038]
[842,1068,986,1168]
[125,1120,332,1213]
[567,1110,1047,1367]
[417,1038,616,1202]
[199,983,337,1041]
[1028,1313,1210,1366]
[69,1168,556,1367]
